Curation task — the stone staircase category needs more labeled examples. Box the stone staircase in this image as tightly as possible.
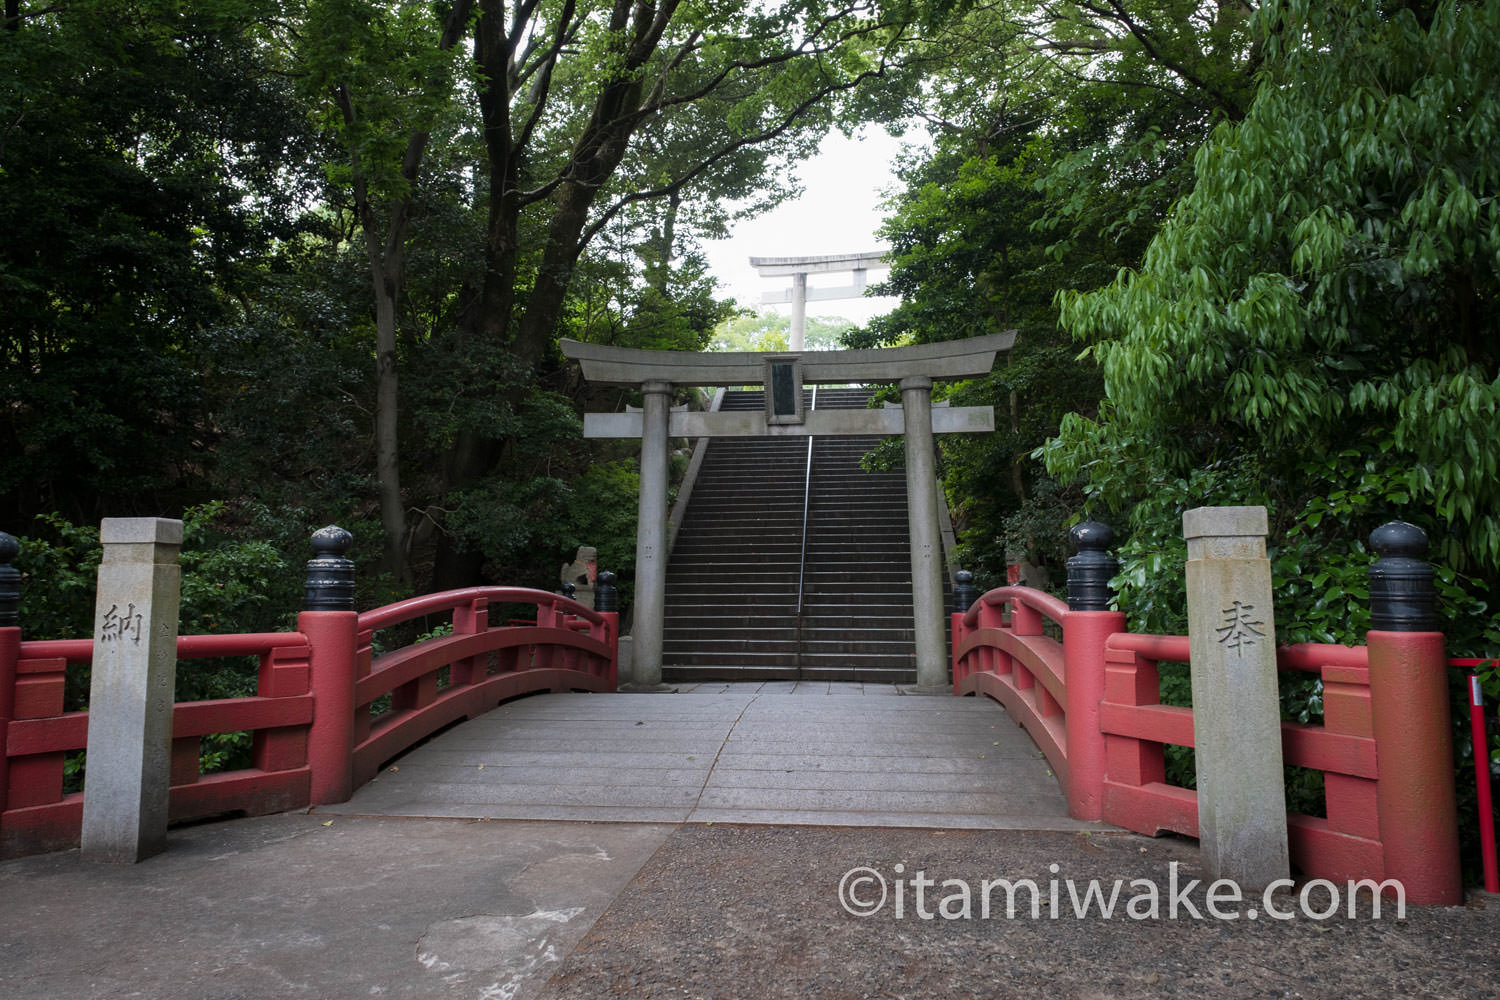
[661,387,942,683]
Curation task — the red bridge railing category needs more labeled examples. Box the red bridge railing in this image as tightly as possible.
[0,587,616,859]
[951,518,1472,905]
[1098,636,1386,881]
[950,585,1123,821]
[953,596,1465,902]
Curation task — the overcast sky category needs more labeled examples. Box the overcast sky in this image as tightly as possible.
[699,125,925,325]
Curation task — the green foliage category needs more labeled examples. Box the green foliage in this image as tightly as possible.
[1034,2,1500,880]
[11,513,103,642]
[851,0,1262,588]
[709,311,853,352]
[0,0,321,524]
[447,458,641,603]
[1050,1,1500,606]
[179,502,291,635]
[14,503,299,712]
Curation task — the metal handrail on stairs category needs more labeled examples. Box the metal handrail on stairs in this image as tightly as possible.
[793,385,817,678]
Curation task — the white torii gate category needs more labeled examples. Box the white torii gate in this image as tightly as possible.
[561,332,1015,692]
[751,251,889,351]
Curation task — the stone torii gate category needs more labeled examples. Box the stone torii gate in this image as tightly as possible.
[561,332,1015,692]
[751,251,888,351]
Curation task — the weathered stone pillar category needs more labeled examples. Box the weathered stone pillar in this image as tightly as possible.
[1183,506,1289,889]
[789,272,807,352]
[628,380,674,692]
[81,518,183,863]
[901,376,947,692]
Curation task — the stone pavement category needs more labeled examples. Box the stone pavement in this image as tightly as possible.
[3,814,1499,999]
[3,685,1499,999]
[316,683,1094,831]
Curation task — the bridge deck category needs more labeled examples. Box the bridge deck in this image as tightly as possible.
[316,683,1094,831]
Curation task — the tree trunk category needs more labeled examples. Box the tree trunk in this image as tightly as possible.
[429,4,650,590]
[372,253,408,584]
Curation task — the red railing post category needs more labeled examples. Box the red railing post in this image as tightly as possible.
[533,597,560,671]
[591,611,620,689]
[301,526,359,806]
[253,644,313,776]
[1062,520,1123,821]
[1063,609,1126,821]
[0,625,17,822]
[950,570,978,693]
[1367,630,1460,904]
[1,530,21,826]
[302,610,358,805]
[451,596,490,715]
[950,611,966,692]
[1365,522,1461,905]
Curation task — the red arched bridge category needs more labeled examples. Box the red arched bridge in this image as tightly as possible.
[0,520,1475,906]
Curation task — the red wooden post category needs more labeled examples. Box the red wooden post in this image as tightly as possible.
[978,596,1008,677]
[532,598,559,671]
[1318,654,1381,850]
[0,625,17,821]
[301,526,360,806]
[449,596,489,716]
[0,530,20,822]
[1466,672,1498,893]
[1063,610,1125,821]
[950,570,978,693]
[950,612,966,692]
[7,654,69,811]
[254,644,312,774]
[302,610,358,804]
[1365,522,1461,905]
[1063,520,1123,821]
[592,611,620,689]
[1012,596,1038,692]
[1367,630,1461,903]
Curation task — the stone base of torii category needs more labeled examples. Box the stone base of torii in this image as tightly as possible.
[561,331,1015,692]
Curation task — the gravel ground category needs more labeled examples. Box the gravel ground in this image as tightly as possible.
[537,824,1500,1000]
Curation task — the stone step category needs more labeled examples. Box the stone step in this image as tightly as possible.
[658,379,946,678]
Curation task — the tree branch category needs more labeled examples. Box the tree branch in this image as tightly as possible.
[576,60,892,250]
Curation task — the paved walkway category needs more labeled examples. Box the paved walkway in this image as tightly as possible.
[4,685,1499,999]
[316,682,1093,831]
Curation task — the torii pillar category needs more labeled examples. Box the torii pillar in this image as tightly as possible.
[562,332,1015,692]
[633,380,673,690]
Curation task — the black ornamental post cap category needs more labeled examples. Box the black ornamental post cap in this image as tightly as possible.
[0,530,19,628]
[1369,521,1436,632]
[594,571,619,613]
[1066,519,1118,612]
[304,525,355,612]
[953,569,978,615]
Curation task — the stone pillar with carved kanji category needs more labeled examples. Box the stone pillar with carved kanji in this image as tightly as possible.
[1183,505,1289,890]
[81,518,184,863]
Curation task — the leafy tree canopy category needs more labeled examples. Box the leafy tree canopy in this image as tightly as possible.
[1044,0,1500,651]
